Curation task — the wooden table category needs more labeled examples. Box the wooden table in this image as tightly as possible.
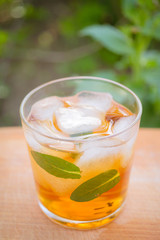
[0,127,160,240]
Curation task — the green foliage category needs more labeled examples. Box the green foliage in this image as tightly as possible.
[24,4,49,21]
[0,30,8,45]
[0,81,10,99]
[80,25,133,55]
[80,0,160,127]
[59,1,108,39]
[0,29,9,100]
[92,70,118,81]
[141,13,160,40]
[56,55,99,76]
[0,30,8,53]
[0,0,160,127]
[0,0,50,103]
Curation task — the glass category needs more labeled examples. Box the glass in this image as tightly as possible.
[20,76,142,229]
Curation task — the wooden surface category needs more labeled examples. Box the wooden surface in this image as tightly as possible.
[0,127,160,240]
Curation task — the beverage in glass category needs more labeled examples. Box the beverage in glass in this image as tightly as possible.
[20,76,142,229]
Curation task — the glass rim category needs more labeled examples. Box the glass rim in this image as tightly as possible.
[20,76,142,143]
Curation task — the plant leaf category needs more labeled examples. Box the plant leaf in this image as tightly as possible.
[142,68,160,90]
[31,151,81,179]
[140,13,160,40]
[122,0,149,25]
[122,0,138,23]
[80,25,133,55]
[70,169,120,202]
[92,69,118,81]
[141,50,160,68]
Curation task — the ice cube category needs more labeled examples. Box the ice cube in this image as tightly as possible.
[55,106,102,135]
[24,127,41,151]
[77,136,123,152]
[109,115,138,167]
[77,91,113,112]
[62,95,78,106]
[38,171,80,196]
[29,96,64,121]
[113,115,136,134]
[76,138,123,178]
[120,129,138,167]
[33,131,75,152]
[28,96,76,151]
[76,129,138,175]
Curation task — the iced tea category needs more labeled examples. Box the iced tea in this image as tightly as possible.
[20,77,142,229]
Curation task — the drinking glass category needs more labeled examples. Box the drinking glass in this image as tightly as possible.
[20,76,142,229]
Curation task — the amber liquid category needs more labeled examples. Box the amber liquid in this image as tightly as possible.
[27,99,134,229]
[29,147,132,218]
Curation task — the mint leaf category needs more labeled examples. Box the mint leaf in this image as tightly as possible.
[70,169,120,202]
[31,151,81,179]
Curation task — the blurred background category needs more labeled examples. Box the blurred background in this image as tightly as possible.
[0,0,160,127]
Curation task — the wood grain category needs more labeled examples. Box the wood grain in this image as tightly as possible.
[0,127,160,240]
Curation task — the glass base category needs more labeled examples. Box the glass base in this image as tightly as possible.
[38,201,125,230]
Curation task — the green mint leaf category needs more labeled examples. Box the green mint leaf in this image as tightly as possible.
[70,169,120,202]
[31,150,81,179]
